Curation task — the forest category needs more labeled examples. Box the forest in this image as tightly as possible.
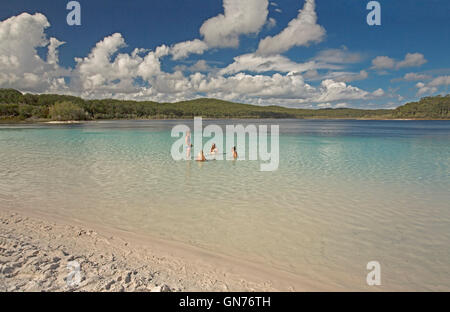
[0,88,448,122]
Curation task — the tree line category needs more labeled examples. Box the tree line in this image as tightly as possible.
[0,88,448,121]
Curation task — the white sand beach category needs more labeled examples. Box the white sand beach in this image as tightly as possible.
[0,209,323,292]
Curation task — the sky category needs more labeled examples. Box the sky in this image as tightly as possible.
[0,0,449,108]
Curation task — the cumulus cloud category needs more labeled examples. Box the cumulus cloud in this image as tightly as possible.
[313,47,363,64]
[303,69,319,79]
[372,88,385,97]
[414,76,449,96]
[396,53,427,69]
[257,0,325,55]
[170,39,208,60]
[220,47,365,77]
[0,11,380,107]
[428,75,450,87]
[337,71,369,83]
[47,38,66,66]
[371,56,396,70]
[187,73,370,106]
[416,82,437,96]
[73,33,135,91]
[192,72,316,100]
[335,102,349,108]
[317,103,332,108]
[69,33,358,105]
[219,53,338,75]
[402,73,431,81]
[70,33,172,96]
[0,12,68,92]
[167,0,270,60]
[199,0,269,48]
[318,70,368,83]
[314,79,369,103]
[174,60,216,73]
[371,53,427,70]
[318,102,348,109]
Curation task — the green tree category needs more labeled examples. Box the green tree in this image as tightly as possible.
[49,101,88,121]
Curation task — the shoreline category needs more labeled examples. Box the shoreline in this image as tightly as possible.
[0,208,326,292]
[44,121,83,124]
[1,118,449,125]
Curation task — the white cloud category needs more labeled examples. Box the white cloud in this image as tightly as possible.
[0,11,380,108]
[371,56,395,70]
[314,79,369,103]
[70,33,172,95]
[313,47,363,64]
[257,0,325,55]
[371,53,427,70]
[174,60,215,73]
[186,73,370,106]
[68,33,363,105]
[335,102,348,108]
[170,39,208,60]
[415,75,449,96]
[164,0,271,60]
[127,70,370,107]
[318,102,348,109]
[396,53,427,69]
[199,0,269,48]
[428,75,450,87]
[416,84,437,96]
[219,53,337,75]
[266,17,277,29]
[190,72,316,100]
[74,33,134,91]
[372,88,385,97]
[303,69,319,79]
[416,82,425,88]
[317,103,332,108]
[166,0,270,60]
[339,70,369,82]
[74,33,126,81]
[402,73,431,81]
[47,37,65,66]
[320,70,368,83]
[0,12,68,92]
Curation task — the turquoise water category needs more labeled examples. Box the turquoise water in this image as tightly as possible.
[1,120,449,290]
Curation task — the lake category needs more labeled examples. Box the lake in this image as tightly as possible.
[1,119,449,290]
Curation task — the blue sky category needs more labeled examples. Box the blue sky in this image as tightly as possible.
[0,0,449,108]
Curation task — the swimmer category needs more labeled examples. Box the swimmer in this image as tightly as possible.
[196,150,206,162]
[210,143,218,155]
[231,146,238,159]
[185,131,192,159]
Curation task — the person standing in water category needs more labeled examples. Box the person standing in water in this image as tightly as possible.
[210,143,218,155]
[185,131,192,159]
[232,146,238,159]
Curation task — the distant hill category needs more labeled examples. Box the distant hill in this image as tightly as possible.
[0,88,448,121]
[391,95,450,119]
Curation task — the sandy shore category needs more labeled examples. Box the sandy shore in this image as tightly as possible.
[44,121,83,124]
[0,209,322,292]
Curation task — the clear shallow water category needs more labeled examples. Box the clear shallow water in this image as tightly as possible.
[1,120,449,290]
